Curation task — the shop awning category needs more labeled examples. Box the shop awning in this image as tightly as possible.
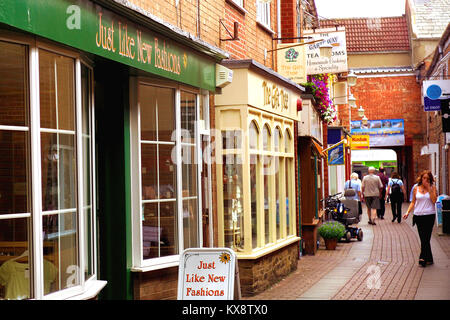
[311,139,325,158]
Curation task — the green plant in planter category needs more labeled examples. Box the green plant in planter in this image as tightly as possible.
[318,221,346,239]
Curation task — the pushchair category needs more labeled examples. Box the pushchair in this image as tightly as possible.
[332,189,363,242]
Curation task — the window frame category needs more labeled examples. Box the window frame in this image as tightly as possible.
[256,0,271,29]
[219,113,296,255]
[0,32,101,300]
[130,78,207,271]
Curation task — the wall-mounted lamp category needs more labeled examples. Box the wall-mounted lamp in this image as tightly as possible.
[347,70,357,87]
[319,43,333,59]
[357,106,365,117]
[348,93,356,108]
[361,115,368,125]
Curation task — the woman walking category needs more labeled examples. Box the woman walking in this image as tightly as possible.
[403,170,437,267]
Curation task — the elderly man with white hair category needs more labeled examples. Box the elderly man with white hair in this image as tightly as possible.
[361,167,384,225]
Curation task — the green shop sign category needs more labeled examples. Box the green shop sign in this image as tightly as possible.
[0,0,216,91]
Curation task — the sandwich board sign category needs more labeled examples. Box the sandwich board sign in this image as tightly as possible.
[177,248,236,300]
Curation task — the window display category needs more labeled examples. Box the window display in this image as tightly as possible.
[0,39,97,299]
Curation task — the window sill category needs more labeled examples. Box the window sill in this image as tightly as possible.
[236,236,300,260]
[225,0,248,15]
[256,21,275,35]
[67,280,108,300]
[131,260,179,272]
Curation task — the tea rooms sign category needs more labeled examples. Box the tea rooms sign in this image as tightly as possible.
[304,28,348,75]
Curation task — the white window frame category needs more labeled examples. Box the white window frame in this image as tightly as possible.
[0,32,102,300]
[231,0,244,7]
[130,78,208,271]
[256,0,271,28]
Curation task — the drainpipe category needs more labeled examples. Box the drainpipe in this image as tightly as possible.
[197,0,201,38]
[277,0,281,40]
[443,144,448,195]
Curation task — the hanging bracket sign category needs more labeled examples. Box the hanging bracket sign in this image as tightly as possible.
[177,248,236,300]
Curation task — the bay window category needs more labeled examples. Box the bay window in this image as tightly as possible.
[0,36,98,299]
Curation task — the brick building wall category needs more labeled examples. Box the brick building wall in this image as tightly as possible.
[422,26,450,194]
[338,74,427,190]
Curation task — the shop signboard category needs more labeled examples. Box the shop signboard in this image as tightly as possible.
[276,43,307,83]
[303,28,348,75]
[350,135,370,150]
[177,248,236,300]
[0,0,216,91]
[351,119,405,147]
[327,142,345,165]
[422,80,450,112]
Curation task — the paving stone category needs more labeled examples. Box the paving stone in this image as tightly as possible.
[243,204,450,300]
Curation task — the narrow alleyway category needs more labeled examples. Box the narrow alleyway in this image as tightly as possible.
[245,204,450,300]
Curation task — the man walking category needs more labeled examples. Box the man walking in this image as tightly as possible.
[376,167,389,219]
[362,167,384,225]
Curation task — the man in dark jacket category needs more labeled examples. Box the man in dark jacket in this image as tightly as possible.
[377,167,389,219]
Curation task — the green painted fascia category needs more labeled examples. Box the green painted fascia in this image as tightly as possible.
[122,88,133,300]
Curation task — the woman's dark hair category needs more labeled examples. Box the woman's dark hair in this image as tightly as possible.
[417,170,434,186]
[391,172,400,179]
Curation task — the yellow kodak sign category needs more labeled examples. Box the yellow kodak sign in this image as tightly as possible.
[351,135,370,149]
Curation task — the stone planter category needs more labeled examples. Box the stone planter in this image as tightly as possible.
[324,238,338,250]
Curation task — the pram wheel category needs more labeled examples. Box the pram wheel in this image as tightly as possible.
[357,229,363,241]
[345,231,352,243]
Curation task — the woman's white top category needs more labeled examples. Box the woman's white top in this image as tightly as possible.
[414,188,436,216]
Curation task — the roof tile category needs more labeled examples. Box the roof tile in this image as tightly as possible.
[318,16,410,53]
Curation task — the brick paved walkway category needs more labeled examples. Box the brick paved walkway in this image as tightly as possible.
[244,203,450,300]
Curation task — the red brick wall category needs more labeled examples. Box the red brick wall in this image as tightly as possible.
[223,0,277,67]
[339,75,427,191]
[280,0,297,41]
[128,0,223,49]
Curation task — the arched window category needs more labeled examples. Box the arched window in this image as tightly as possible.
[263,124,271,151]
[285,129,291,153]
[274,126,281,152]
[249,121,259,150]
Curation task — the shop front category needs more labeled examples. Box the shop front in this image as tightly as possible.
[0,0,227,300]
[214,60,302,296]
[297,95,326,255]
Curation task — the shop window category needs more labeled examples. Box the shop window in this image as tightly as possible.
[223,154,244,251]
[219,114,296,255]
[181,91,199,250]
[134,82,206,268]
[250,154,259,249]
[140,85,177,259]
[222,130,241,149]
[249,121,259,150]
[285,128,293,235]
[0,39,97,299]
[263,124,271,151]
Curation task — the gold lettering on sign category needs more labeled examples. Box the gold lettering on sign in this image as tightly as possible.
[118,22,135,60]
[262,81,289,111]
[95,12,116,52]
[137,30,153,64]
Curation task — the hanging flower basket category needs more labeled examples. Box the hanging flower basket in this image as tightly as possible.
[301,74,337,124]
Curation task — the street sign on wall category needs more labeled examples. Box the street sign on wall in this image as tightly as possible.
[177,248,236,300]
[423,80,450,112]
[351,119,405,147]
[350,135,370,149]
